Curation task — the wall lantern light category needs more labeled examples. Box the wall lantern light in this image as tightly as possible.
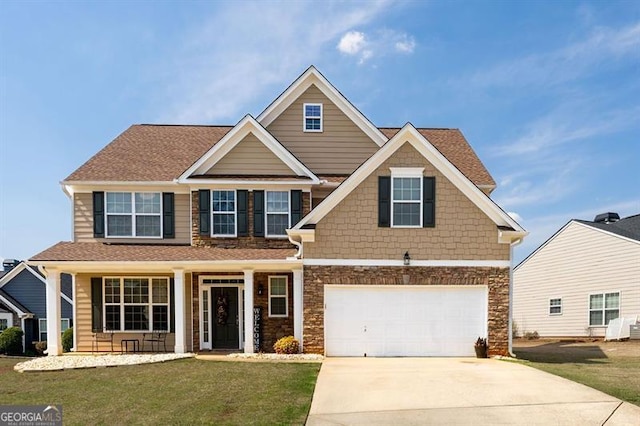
[403,251,411,266]
[257,284,264,296]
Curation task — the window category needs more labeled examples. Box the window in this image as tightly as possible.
[38,318,70,341]
[303,103,322,132]
[0,313,11,332]
[269,276,288,317]
[589,292,620,326]
[266,191,289,237]
[212,190,236,236]
[391,169,423,227]
[106,192,161,237]
[103,277,170,331]
[549,298,562,315]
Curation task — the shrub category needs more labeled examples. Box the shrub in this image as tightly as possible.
[512,321,519,339]
[524,331,539,340]
[0,327,24,355]
[62,327,73,352]
[35,341,47,356]
[273,336,299,354]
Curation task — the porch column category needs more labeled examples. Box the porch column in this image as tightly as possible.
[45,268,62,356]
[173,269,186,354]
[293,269,303,351]
[71,273,77,351]
[243,269,254,354]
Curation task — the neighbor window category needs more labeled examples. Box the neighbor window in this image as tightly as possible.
[38,318,70,341]
[103,277,169,331]
[549,298,562,315]
[303,103,322,132]
[106,192,161,237]
[266,191,289,237]
[269,276,288,317]
[391,171,422,227]
[589,292,620,326]
[212,190,236,236]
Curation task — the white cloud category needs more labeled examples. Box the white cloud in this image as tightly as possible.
[336,28,416,64]
[395,35,416,53]
[338,31,367,55]
[507,211,523,224]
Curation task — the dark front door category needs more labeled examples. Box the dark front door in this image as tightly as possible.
[212,287,239,349]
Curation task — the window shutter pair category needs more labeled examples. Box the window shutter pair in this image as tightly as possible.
[199,190,249,237]
[378,176,435,228]
[253,190,302,236]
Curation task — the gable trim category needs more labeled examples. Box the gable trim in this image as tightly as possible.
[0,263,46,289]
[257,66,388,147]
[575,220,640,245]
[0,289,33,317]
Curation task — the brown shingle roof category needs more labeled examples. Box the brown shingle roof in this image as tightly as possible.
[379,128,495,188]
[30,242,296,262]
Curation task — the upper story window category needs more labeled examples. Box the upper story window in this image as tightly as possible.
[549,298,562,315]
[106,192,161,237]
[212,190,236,237]
[303,103,323,132]
[391,168,423,227]
[266,191,290,237]
[589,292,619,326]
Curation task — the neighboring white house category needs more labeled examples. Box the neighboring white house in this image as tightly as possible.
[513,213,640,338]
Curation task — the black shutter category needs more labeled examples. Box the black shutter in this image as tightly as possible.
[253,190,265,237]
[291,190,303,226]
[93,192,105,237]
[378,177,391,227]
[162,192,175,239]
[423,177,436,228]
[198,190,210,236]
[169,279,175,333]
[91,277,103,332]
[237,190,249,236]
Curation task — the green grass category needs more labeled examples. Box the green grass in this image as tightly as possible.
[514,342,640,407]
[0,357,321,425]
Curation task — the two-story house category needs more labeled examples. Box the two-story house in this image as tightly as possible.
[30,66,526,357]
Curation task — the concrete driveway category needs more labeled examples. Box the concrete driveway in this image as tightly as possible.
[307,358,640,425]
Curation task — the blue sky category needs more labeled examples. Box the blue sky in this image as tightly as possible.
[1,0,638,265]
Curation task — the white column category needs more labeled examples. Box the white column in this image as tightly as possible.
[71,273,77,351]
[243,269,254,354]
[173,269,186,354]
[293,269,303,352]
[45,268,62,356]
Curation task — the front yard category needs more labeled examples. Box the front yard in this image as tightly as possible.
[0,357,320,425]
[513,339,640,406]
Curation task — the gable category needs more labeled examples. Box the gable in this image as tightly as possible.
[266,84,381,175]
[205,132,296,176]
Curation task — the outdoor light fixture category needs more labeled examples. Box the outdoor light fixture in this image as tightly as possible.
[257,284,264,296]
[403,251,411,266]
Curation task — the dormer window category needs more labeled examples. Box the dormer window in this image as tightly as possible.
[303,103,322,132]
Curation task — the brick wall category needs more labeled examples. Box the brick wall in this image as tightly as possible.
[303,265,510,356]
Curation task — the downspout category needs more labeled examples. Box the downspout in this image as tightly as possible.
[508,238,524,357]
[287,233,303,259]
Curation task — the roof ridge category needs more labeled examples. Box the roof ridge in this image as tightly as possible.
[378,126,459,131]
[135,124,235,128]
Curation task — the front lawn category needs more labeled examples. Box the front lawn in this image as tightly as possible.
[513,340,640,407]
[0,357,320,425]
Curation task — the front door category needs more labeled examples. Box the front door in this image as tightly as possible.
[211,287,239,349]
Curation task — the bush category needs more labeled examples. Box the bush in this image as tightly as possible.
[524,331,539,340]
[34,341,47,356]
[273,336,299,354]
[0,327,24,355]
[62,327,73,352]
[512,321,519,339]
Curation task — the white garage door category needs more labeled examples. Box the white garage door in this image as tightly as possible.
[325,285,488,357]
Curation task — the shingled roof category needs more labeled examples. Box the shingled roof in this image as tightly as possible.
[64,124,495,187]
[575,214,640,242]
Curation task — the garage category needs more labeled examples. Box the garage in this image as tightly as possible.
[324,285,488,357]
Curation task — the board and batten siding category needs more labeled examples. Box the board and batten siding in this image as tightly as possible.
[266,84,380,175]
[2,270,73,320]
[206,133,295,175]
[74,192,191,244]
[513,221,640,337]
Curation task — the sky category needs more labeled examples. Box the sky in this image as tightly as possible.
[1,0,638,265]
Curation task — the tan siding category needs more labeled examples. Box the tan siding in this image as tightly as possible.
[304,142,509,260]
[513,222,640,337]
[74,192,190,244]
[266,84,379,174]
[206,133,295,175]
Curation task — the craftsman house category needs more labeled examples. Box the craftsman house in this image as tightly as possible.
[30,66,526,357]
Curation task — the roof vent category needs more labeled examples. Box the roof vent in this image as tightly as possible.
[2,259,20,271]
[594,212,620,224]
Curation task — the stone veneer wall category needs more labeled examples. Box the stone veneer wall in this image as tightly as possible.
[191,191,310,249]
[303,265,510,356]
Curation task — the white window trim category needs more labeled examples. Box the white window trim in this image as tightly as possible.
[265,190,290,238]
[390,168,424,228]
[268,275,289,318]
[105,192,163,239]
[211,189,237,238]
[102,277,171,332]
[588,291,621,327]
[548,297,562,316]
[0,312,13,331]
[38,318,70,341]
[303,103,323,132]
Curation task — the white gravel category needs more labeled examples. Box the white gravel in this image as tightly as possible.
[226,353,323,361]
[14,353,195,372]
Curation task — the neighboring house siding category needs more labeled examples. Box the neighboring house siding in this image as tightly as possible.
[304,142,509,260]
[266,84,379,175]
[2,270,72,320]
[74,192,191,244]
[513,222,640,337]
[205,133,295,176]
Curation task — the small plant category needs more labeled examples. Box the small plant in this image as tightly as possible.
[0,326,24,355]
[512,320,519,339]
[273,336,299,354]
[474,337,488,358]
[35,341,47,356]
[62,327,73,352]
[524,331,539,340]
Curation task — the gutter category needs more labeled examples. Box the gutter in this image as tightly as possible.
[508,237,524,357]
